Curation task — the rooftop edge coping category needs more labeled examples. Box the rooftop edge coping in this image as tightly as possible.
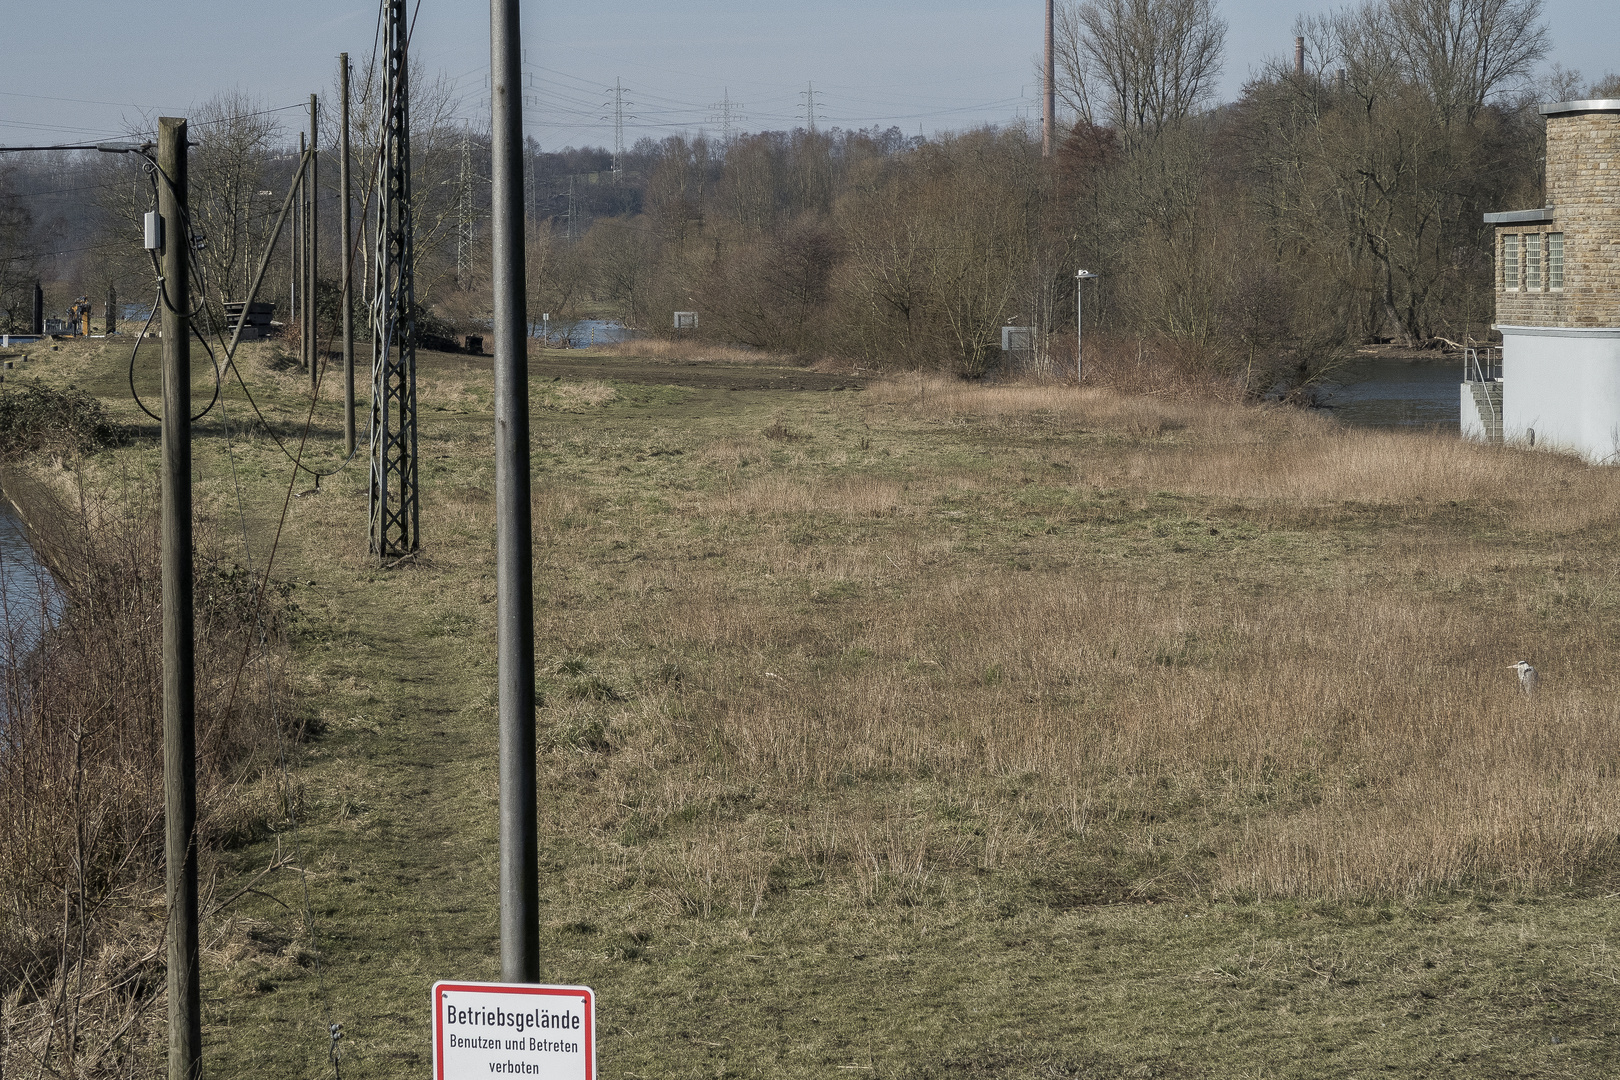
[1483,208,1556,224]
[1541,99,1620,116]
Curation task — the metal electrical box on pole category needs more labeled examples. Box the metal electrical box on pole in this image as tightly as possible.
[369,0,421,560]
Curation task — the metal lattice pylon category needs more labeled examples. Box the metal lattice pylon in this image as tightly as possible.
[456,132,474,289]
[369,0,420,559]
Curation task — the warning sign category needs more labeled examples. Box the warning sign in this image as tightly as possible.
[432,981,595,1080]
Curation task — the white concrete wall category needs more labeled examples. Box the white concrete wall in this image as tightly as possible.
[1461,383,1485,440]
[1498,326,1620,462]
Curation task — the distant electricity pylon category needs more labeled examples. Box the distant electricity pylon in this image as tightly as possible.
[799,82,826,132]
[604,78,633,183]
[709,88,746,140]
[456,132,475,289]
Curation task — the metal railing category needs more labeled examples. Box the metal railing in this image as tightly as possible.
[1464,344,1500,384]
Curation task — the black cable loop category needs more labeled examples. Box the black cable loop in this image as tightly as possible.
[126,291,163,423]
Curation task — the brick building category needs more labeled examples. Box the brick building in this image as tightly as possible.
[1469,99,1620,461]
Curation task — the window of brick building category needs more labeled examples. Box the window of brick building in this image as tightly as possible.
[1527,232,1542,290]
[1502,233,1520,291]
[1548,232,1564,290]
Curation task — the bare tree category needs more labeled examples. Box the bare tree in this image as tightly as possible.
[0,161,36,331]
[188,91,283,306]
[1057,0,1226,140]
[1380,0,1549,123]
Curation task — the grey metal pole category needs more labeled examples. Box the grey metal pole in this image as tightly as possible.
[158,115,201,1080]
[309,94,320,391]
[492,0,538,983]
[340,54,356,456]
[1076,270,1096,384]
[1043,0,1055,157]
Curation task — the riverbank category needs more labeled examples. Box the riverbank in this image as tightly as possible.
[7,335,1620,1077]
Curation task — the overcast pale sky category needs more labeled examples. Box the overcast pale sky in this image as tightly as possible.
[4,0,1618,148]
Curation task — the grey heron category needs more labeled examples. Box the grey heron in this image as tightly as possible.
[1509,660,1538,696]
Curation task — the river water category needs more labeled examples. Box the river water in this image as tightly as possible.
[1314,356,1462,429]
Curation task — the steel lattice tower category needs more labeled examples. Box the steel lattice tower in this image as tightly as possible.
[369,0,420,559]
[456,132,474,289]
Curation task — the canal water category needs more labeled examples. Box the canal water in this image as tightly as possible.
[530,318,631,346]
[0,502,63,665]
[1314,356,1462,429]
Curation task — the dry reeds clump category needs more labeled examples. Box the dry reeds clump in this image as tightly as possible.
[0,468,290,1079]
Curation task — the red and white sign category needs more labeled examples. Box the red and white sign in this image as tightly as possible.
[432,981,595,1080]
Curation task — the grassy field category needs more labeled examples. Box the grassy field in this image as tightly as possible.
[9,333,1620,1077]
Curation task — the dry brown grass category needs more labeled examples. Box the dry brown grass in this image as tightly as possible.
[512,377,1620,908]
[0,462,291,1080]
[578,336,793,365]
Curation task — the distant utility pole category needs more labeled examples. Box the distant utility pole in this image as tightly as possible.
[565,175,577,241]
[340,52,356,457]
[370,0,421,560]
[605,78,631,183]
[457,132,475,289]
[708,88,746,140]
[294,132,305,342]
[157,114,201,1080]
[308,93,319,392]
[1043,0,1055,157]
[523,148,535,224]
[799,82,825,132]
[491,0,539,986]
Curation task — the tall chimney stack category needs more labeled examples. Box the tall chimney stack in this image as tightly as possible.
[1295,36,1305,77]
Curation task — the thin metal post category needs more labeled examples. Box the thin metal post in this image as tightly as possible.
[309,93,320,391]
[158,115,200,1080]
[1076,269,1096,384]
[341,54,355,456]
[492,0,538,984]
[1043,0,1055,157]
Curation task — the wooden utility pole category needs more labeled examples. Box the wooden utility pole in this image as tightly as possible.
[158,115,201,1080]
[308,94,320,391]
[340,54,356,455]
[491,0,539,983]
[1043,0,1055,157]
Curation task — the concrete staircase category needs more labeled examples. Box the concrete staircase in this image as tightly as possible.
[1468,380,1503,443]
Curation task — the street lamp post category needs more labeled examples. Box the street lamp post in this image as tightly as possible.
[1076,269,1098,384]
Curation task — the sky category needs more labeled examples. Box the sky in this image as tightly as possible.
[3,0,1619,150]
